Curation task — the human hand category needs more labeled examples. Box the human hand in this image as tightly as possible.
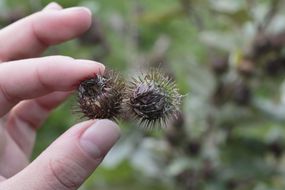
[0,2,120,190]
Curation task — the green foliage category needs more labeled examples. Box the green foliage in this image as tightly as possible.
[3,0,285,189]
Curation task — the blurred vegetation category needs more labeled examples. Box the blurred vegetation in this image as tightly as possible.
[2,0,285,189]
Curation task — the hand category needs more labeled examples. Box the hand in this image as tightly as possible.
[0,2,120,190]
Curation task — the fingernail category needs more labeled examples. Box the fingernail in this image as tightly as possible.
[62,7,92,17]
[43,2,62,11]
[77,59,105,74]
[79,119,120,158]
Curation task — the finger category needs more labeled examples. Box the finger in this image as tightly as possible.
[0,6,91,61]
[0,130,29,178]
[43,2,63,11]
[0,176,6,182]
[0,55,104,117]
[0,124,5,156]
[2,120,120,190]
[6,91,70,157]
[0,92,69,177]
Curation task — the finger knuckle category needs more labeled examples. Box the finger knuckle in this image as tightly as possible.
[0,82,18,104]
[48,158,86,190]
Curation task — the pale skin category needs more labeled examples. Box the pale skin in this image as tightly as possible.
[0,2,120,190]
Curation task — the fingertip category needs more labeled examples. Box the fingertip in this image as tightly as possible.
[32,7,93,45]
[62,7,92,17]
[34,56,106,90]
[77,59,105,74]
[60,7,92,29]
[43,2,63,11]
[79,119,121,158]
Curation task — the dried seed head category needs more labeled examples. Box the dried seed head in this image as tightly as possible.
[126,69,182,128]
[77,71,125,120]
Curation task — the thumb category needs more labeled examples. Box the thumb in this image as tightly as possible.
[1,119,120,190]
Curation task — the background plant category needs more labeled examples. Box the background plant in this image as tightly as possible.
[2,0,285,189]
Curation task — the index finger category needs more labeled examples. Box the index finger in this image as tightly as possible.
[0,56,104,117]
